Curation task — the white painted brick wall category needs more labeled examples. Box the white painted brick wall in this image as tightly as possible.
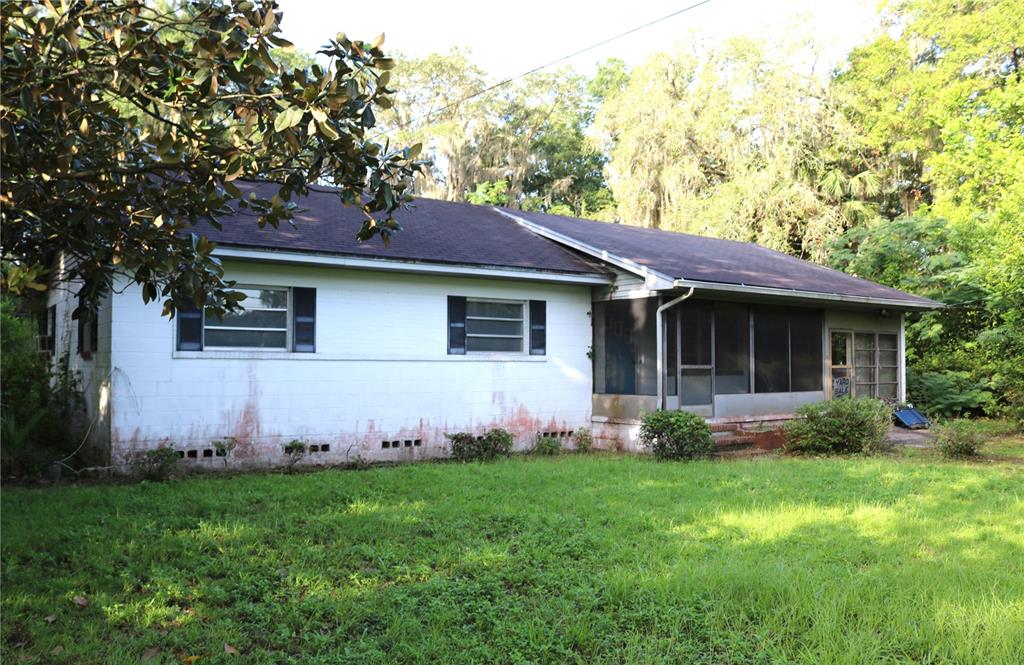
[109,260,595,467]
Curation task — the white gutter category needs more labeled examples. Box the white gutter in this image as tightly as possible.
[670,278,940,311]
[212,247,611,285]
[656,287,695,410]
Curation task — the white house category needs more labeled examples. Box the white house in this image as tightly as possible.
[44,181,941,468]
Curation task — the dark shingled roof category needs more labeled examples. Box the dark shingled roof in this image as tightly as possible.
[511,209,941,307]
[202,181,938,307]
[198,181,603,276]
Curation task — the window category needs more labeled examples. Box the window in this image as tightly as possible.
[448,296,545,355]
[829,331,853,398]
[465,299,524,352]
[854,332,898,399]
[37,305,56,353]
[205,287,289,349]
[77,293,98,357]
[176,286,317,352]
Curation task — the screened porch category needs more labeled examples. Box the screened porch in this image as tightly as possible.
[592,296,902,420]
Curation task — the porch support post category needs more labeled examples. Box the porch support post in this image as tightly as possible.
[656,286,695,410]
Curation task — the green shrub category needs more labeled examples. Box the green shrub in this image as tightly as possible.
[784,398,890,455]
[572,427,593,453]
[639,410,714,460]
[532,435,561,456]
[0,298,84,475]
[283,440,307,471]
[127,447,179,481]
[446,428,514,462]
[908,369,993,418]
[935,420,984,459]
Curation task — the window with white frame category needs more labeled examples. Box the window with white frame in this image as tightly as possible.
[204,287,289,349]
[854,332,899,399]
[177,285,316,352]
[464,299,525,352]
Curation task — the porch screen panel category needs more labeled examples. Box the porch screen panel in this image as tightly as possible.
[679,301,711,365]
[789,308,823,391]
[754,306,790,392]
[714,303,749,394]
[593,298,657,396]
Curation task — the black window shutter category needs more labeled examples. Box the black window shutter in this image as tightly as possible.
[177,300,203,351]
[293,287,316,352]
[529,300,547,355]
[448,296,466,354]
[90,310,99,352]
[76,293,85,355]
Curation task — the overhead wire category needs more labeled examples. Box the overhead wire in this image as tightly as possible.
[370,0,713,139]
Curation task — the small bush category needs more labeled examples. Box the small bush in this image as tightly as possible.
[784,398,890,455]
[283,440,306,471]
[127,447,179,481]
[639,410,714,460]
[532,435,561,456]
[446,428,514,462]
[572,427,593,453]
[935,420,984,459]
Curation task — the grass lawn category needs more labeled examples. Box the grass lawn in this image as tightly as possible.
[3,443,1024,664]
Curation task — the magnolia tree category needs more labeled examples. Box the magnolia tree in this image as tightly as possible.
[1,0,424,317]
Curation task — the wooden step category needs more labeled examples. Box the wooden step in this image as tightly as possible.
[708,422,741,433]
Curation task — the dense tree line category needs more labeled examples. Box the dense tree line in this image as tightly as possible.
[385,0,1022,418]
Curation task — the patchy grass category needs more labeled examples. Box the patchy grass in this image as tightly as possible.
[3,452,1023,664]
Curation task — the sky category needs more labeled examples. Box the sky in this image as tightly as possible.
[275,0,882,80]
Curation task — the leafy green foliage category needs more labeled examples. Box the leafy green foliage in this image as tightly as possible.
[594,39,872,259]
[3,454,1023,662]
[446,428,514,462]
[465,180,509,206]
[784,398,891,455]
[1,1,424,317]
[0,299,82,475]
[283,440,307,472]
[126,446,180,481]
[639,410,713,460]
[935,420,984,459]
[572,427,593,453]
[828,0,1024,419]
[907,369,993,418]
[382,51,614,218]
[531,435,561,456]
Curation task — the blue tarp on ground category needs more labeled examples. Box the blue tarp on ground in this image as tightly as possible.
[894,406,929,429]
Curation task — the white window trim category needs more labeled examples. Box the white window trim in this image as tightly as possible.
[200,285,292,352]
[464,297,528,355]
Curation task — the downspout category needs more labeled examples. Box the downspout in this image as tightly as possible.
[656,286,695,410]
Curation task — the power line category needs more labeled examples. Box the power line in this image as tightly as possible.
[372,0,713,139]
